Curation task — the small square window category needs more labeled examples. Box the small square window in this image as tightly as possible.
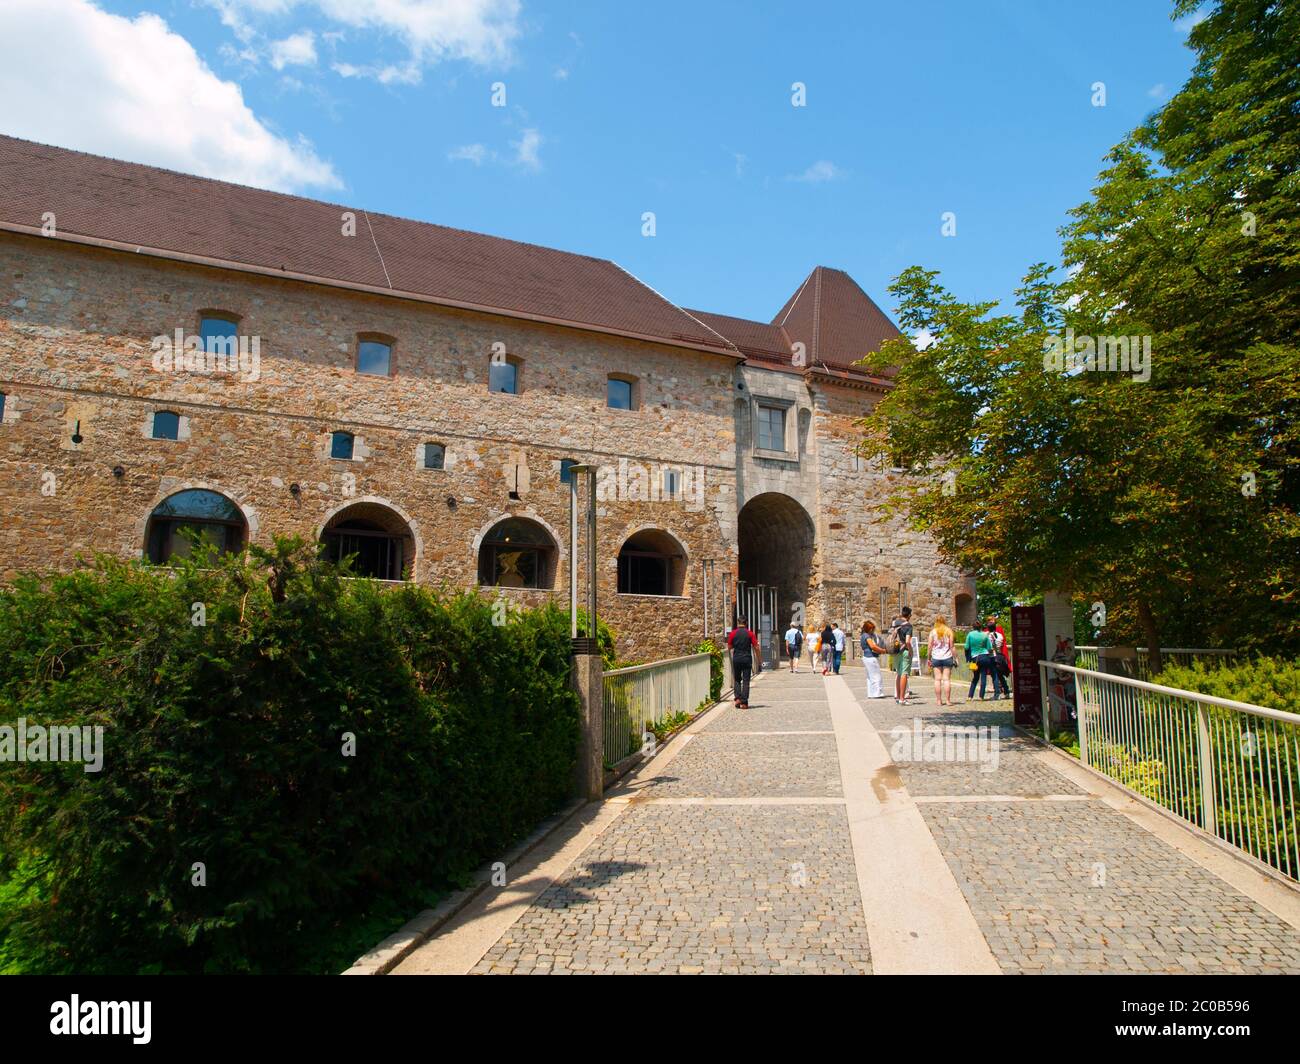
[152,410,180,441]
[423,443,445,470]
[608,378,633,410]
[199,316,238,356]
[756,404,786,451]
[489,359,518,394]
[331,431,354,460]
[357,339,392,376]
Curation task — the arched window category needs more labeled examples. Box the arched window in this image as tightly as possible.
[145,489,246,564]
[478,517,555,589]
[199,313,239,357]
[607,375,636,410]
[321,502,414,581]
[356,335,393,376]
[617,529,686,596]
[152,410,181,440]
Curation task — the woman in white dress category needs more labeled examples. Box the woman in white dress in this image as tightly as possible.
[860,620,886,698]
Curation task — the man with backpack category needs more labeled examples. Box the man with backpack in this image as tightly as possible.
[727,616,760,708]
[890,607,914,704]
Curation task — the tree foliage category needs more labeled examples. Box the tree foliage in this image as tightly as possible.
[858,0,1299,663]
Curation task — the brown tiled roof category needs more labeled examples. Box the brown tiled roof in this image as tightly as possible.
[0,134,738,357]
[682,309,797,370]
[772,266,900,374]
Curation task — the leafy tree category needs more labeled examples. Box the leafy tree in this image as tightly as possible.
[858,0,1299,670]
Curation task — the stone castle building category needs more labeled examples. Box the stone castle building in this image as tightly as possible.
[0,135,974,662]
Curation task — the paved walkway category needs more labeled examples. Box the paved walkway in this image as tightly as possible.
[393,664,1300,975]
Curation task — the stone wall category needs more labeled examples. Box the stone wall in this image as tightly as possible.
[0,230,972,663]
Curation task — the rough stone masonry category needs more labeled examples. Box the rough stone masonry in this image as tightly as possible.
[0,135,972,662]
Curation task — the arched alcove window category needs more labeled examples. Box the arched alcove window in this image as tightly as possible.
[145,489,246,564]
[321,502,414,581]
[478,517,556,589]
[617,528,686,596]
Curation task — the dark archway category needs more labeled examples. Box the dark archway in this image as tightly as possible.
[320,501,415,581]
[737,492,815,652]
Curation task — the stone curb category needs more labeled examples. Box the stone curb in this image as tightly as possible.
[344,686,735,975]
[340,797,587,975]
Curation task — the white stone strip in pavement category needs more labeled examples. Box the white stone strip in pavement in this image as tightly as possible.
[1029,747,1300,932]
[826,674,1001,974]
[910,793,1094,804]
[712,730,835,736]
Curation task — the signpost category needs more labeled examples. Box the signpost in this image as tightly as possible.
[1011,604,1045,729]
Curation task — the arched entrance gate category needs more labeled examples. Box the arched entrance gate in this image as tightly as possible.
[736,492,815,661]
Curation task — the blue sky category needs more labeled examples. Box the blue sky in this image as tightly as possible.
[0,0,1204,325]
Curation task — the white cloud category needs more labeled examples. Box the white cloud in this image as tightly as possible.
[1174,8,1209,34]
[211,0,522,82]
[1147,82,1167,99]
[511,128,542,170]
[448,143,491,164]
[270,30,318,69]
[732,151,748,177]
[0,0,340,193]
[553,67,569,80]
[913,328,937,351]
[788,160,845,183]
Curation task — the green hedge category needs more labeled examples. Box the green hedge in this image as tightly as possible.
[1154,656,1300,716]
[0,538,579,973]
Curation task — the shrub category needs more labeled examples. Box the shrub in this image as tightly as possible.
[1154,656,1300,716]
[0,538,579,973]
[695,639,723,702]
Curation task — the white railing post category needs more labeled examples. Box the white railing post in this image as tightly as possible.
[1197,703,1217,836]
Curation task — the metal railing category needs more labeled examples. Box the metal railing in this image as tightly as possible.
[1074,646,1234,679]
[603,652,713,765]
[1038,660,1300,882]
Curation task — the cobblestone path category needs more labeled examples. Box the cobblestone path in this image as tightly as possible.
[394,665,1300,975]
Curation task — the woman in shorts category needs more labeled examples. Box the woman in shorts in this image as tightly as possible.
[927,616,956,706]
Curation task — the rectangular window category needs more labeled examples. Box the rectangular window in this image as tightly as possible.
[756,404,786,451]
[607,378,633,410]
[560,458,577,484]
[489,360,518,394]
[331,431,354,460]
[357,340,392,376]
[662,467,680,496]
[422,442,445,470]
[0,392,6,421]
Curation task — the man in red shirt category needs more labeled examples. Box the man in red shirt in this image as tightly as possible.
[727,616,760,708]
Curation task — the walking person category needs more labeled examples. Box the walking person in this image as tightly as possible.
[986,621,1012,699]
[963,623,994,701]
[928,616,957,706]
[819,622,835,675]
[806,625,820,672]
[891,607,914,703]
[861,620,886,698]
[831,622,846,674]
[784,619,804,673]
[727,615,760,709]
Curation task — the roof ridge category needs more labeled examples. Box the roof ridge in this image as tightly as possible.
[610,264,739,351]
